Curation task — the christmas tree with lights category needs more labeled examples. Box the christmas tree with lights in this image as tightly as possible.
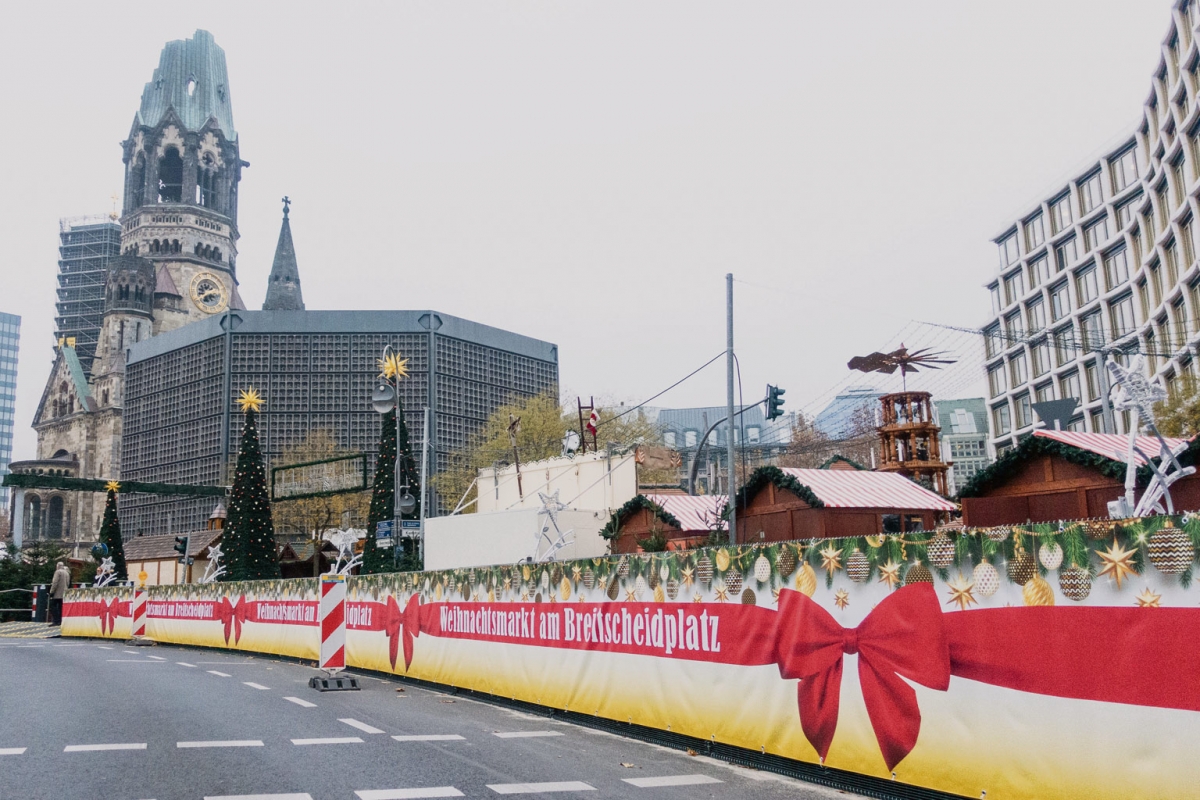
[97,484,128,581]
[221,387,281,581]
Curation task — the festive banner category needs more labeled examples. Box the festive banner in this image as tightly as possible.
[64,515,1200,800]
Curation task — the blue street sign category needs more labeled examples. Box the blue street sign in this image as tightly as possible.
[400,520,421,529]
[376,520,394,536]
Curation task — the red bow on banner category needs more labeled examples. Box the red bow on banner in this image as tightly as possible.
[383,594,422,671]
[773,584,950,771]
[98,597,119,635]
[217,596,247,645]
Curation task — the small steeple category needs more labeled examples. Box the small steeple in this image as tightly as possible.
[262,196,305,311]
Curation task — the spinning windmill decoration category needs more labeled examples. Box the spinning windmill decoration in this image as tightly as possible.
[847,345,956,391]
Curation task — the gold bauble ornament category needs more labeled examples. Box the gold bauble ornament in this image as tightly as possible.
[653,584,665,603]
[1022,575,1055,606]
[696,556,714,585]
[777,546,797,578]
[1147,524,1194,575]
[617,558,630,578]
[847,549,870,583]
[715,548,732,572]
[985,527,1010,542]
[1007,552,1035,586]
[754,554,772,584]
[724,569,744,595]
[1083,519,1113,541]
[1038,542,1064,571]
[606,576,620,601]
[560,576,572,601]
[795,563,817,597]
[905,563,934,585]
[1058,565,1091,601]
[972,561,1000,597]
[741,588,756,605]
[582,569,596,590]
[665,578,679,600]
[634,574,647,597]
[647,566,660,590]
[928,532,955,568]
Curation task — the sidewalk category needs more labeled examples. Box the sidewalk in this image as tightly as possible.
[0,620,61,638]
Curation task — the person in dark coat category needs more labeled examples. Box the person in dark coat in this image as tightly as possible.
[49,562,70,626]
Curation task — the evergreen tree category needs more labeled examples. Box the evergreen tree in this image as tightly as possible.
[97,489,128,581]
[362,404,422,573]
[222,389,281,582]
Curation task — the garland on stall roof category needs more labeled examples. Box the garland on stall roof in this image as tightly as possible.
[600,495,682,541]
[733,466,826,514]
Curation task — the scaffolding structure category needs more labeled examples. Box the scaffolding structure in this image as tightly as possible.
[56,216,122,376]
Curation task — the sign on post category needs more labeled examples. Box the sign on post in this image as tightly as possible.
[271,454,368,501]
[400,519,422,538]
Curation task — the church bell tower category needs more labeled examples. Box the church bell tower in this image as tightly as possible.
[118,29,245,336]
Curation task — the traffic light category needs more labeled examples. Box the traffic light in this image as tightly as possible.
[173,534,191,565]
[766,384,786,421]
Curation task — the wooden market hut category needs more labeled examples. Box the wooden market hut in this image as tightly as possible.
[735,465,956,542]
[958,429,1199,526]
[123,502,226,585]
[604,493,725,554]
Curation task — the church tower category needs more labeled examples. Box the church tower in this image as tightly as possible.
[262,198,305,311]
[117,29,245,336]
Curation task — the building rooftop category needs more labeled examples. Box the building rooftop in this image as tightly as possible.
[137,30,236,138]
[778,468,957,511]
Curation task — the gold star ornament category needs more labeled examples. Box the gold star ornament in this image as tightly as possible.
[377,352,409,380]
[1097,538,1138,590]
[945,573,978,611]
[681,566,695,586]
[834,589,850,609]
[877,560,902,590]
[105,480,121,493]
[237,387,264,413]
[1135,587,1162,608]
[819,545,843,573]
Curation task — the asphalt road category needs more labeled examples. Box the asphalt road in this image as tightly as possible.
[0,639,857,800]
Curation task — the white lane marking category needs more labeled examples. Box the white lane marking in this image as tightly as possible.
[177,662,197,667]
[291,737,363,745]
[391,735,465,742]
[178,740,264,748]
[123,650,139,654]
[339,718,385,734]
[146,655,166,660]
[205,795,313,800]
[244,682,271,690]
[284,696,317,708]
[356,789,464,799]
[196,661,255,665]
[97,646,113,649]
[491,731,564,739]
[53,644,87,647]
[106,659,165,663]
[64,743,147,752]
[207,670,232,677]
[622,775,723,788]
[14,645,45,648]
[487,782,594,794]
[0,748,27,755]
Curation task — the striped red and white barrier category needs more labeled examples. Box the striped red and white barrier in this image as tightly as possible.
[131,589,147,638]
[319,575,346,672]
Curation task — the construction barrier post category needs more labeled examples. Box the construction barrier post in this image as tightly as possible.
[319,574,346,673]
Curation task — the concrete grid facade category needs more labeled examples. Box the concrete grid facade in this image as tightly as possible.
[984,0,1200,454]
[119,310,558,536]
[0,313,19,514]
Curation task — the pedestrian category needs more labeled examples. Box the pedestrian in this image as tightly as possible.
[49,561,71,626]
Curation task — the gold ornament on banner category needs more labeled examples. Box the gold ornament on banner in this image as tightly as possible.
[777,545,797,578]
[696,556,713,584]
[559,576,572,601]
[715,549,732,572]
[1007,534,1036,585]
[237,386,264,413]
[1059,565,1092,601]
[714,584,730,602]
[653,584,665,603]
[945,574,978,611]
[985,527,1010,542]
[927,531,955,568]
[1083,519,1113,541]
[1097,539,1138,589]
[1022,575,1055,606]
[834,589,850,609]
[819,545,843,573]
[795,563,817,597]
[741,588,756,605]
[754,554,772,584]
[972,560,1000,597]
[724,569,744,595]
[904,563,934,585]
[1135,587,1162,608]
[1039,542,1064,571]
[1147,522,1194,575]
[681,566,695,587]
[847,549,870,583]
[877,560,902,590]
[665,578,679,600]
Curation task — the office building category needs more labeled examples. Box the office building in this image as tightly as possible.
[0,313,18,518]
[934,398,989,495]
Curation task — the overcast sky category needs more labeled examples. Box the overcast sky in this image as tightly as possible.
[0,0,1175,461]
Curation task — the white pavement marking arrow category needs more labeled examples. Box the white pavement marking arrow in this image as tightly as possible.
[284,697,316,708]
[486,782,595,794]
[355,789,464,799]
[622,775,723,788]
[339,718,385,734]
[390,735,465,742]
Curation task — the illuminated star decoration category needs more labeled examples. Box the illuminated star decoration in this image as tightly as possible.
[1135,587,1162,608]
[834,589,850,609]
[877,560,902,590]
[945,574,978,611]
[819,545,843,573]
[237,387,264,413]
[105,480,121,493]
[377,352,409,380]
[1097,538,1138,590]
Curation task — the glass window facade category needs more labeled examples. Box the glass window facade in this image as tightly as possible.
[0,313,19,513]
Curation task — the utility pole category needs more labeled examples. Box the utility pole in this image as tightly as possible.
[508,414,523,499]
[726,273,736,546]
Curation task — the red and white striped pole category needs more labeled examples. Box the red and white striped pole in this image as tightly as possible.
[319,574,346,673]
[131,588,147,638]
[31,586,38,621]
